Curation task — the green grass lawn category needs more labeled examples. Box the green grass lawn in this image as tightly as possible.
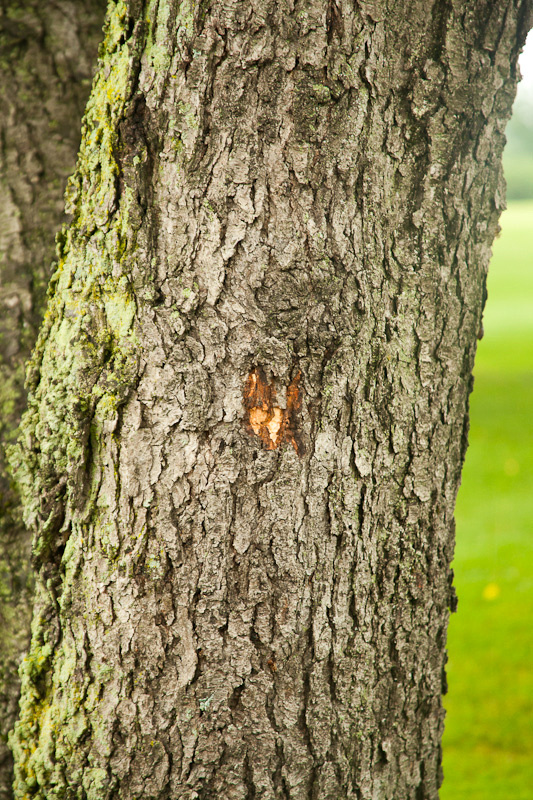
[441,201,533,799]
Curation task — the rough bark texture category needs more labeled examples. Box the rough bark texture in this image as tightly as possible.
[8,1,532,798]
[0,2,105,797]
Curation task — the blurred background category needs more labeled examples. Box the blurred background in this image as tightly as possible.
[441,32,533,800]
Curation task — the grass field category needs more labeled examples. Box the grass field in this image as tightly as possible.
[441,201,533,799]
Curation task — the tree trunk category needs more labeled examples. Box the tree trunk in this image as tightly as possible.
[0,2,105,796]
[8,1,531,798]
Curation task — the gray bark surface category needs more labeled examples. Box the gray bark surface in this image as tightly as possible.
[8,1,532,799]
[0,2,105,797]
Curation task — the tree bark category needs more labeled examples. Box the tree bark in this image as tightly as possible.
[8,1,531,799]
[0,2,105,797]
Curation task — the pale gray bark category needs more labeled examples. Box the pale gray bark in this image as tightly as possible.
[0,2,105,797]
[8,1,532,799]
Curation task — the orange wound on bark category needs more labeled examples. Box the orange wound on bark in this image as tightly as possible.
[243,368,303,455]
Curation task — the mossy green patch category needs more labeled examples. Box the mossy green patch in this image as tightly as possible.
[7,2,151,795]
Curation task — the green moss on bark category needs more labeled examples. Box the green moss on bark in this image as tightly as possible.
[7,3,148,795]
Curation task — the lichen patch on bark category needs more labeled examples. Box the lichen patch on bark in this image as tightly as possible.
[0,2,105,795]
[244,367,304,454]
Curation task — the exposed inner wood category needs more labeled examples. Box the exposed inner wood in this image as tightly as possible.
[244,367,303,453]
